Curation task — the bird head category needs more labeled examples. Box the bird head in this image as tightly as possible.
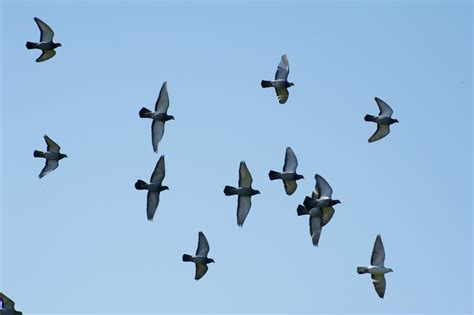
[207,258,215,263]
[53,43,62,48]
[388,268,393,273]
[168,115,175,121]
[162,186,170,191]
[296,174,304,180]
[289,82,295,87]
[253,189,261,195]
[333,199,341,205]
[394,119,399,123]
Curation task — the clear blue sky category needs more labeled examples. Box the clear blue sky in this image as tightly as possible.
[1,0,472,314]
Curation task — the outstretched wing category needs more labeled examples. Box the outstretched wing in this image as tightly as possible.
[275,87,289,104]
[374,97,393,117]
[237,196,251,227]
[321,207,335,226]
[36,49,56,62]
[39,159,59,178]
[283,180,297,196]
[371,274,386,298]
[154,81,169,114]
[309,216,322,246]
[44,135,60,152]
[196,231,210,256]
[150,155,165,184]
[275,54,289,80]
[151,120,165,153]
[283,147,298,172]
[146,191,160,221]
[34,17,54,42]
[368,124,390,143]
[238,161,253,188]
[195,263,208,280]
[315,174,333,199]
[371,234,386,266]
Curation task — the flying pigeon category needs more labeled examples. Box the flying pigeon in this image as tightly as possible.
[357,234,393,298]
[33,135,67,178]
[134,155,169,221]
[223,161,261,227]
[364,97,399,143]
[0,292,23,315]
[261,54,295,104]
[296,174,338,246]
[268,147,304,195]
[26,17,62,62]
[182,231,215,280]
[139,81,175,153]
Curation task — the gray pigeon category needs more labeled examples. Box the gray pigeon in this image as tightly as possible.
[26,17,62,62]
[139,81,174,153]
[134,155,169,221]
[268,147,304,195]
[33,135,67,178]
[364,97,399,143]
[0,293,22,315]
[182,231,215,280]
[261,54,294,104]
[296,175,338,246]
[357,234,393,299]
[223,161,261,227]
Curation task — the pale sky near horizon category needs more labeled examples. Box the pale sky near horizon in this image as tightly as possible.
[1,0,472,314]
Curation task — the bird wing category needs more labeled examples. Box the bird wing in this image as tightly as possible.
[146,191,160,221]
[309,216,322,246]
[36,49,56,62]
[321,207,335,226]
[154,81,169,114]
[237,196,251,227]
[374,97,393,117]
[195,263,209,280]
[371,274,386,298]
[368,124,390,143]
[196,231,210,256]
[39,159,58,178]
[34,17,54,42]
[150,155,165,184]
[371,234,386,266]
[315,174,333,198]
[275,54,289,80]
[238,161,253,188]
[283,180,297,195]
[0,292,15,309]
[312,181,321,199]
[283,147,298,172]
[275,87,289,104]
[44,135,60,152]
[151,120,165,153]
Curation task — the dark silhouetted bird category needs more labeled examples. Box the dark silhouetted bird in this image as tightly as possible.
[364,97,399,143]
[224,161,260,227]
[0,292,22,315]
[261,54,294,104]
[139,81,174,152]
[268,147,303,195]
[357,234,393,299]
[33,135,67,178]
[26,17,62,62]
[182,231,215,280]
[134,155,168,221]
[297,175,338,246]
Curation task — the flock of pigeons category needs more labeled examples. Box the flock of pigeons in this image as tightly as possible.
[0,15,403,313]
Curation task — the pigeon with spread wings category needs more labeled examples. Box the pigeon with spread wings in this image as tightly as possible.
[33,135,67,178]
[182,231,215,280]
[364,97,399,143]
[261,54,295,104]
[26,17,62,62]
[268,147,304,195]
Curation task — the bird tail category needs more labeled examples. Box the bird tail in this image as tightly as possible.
[33,150,45,158]
[296,205,309,216]
[182,254,193,262]
[223,185,237,196]
[261,80,273,88]
[139,107,152,118]
[268,170,281,180]
[364,114,376,122]
[26,41,37,49]
[357,267,369,274]
[303,196,317,209]
[134,180,148,190]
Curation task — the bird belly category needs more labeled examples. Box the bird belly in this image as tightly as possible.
[236,187,252,196]
[281,172,296,181]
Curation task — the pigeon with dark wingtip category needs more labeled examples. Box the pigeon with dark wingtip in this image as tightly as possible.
[0,292,23,315]
[134,155,169,221]
[26,17,62,62]
[357,234,393,299]
[364,97,399,143]
[268,147,304,195]
[261,54,294,104]
[303,174,341,214]
[296,174,338,246]
[182,231,215,281]
[139,81,175,153]
[224,161,260,227]
[33,135,67,178]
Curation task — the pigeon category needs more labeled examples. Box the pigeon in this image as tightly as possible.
[134,155,169,221]
[268,147,304,195]
[261,54,295,104]
[364,97,399,143]
[182,231,215,280]
[357,234,393,299]
[296,175,338,246]
[139,81,175,153]
[223,161,261,227]
[25,17,62,62]
[0,292,22,315]
[33,135,67,178]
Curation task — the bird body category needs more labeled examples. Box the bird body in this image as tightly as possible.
[182,232,215,280]
[26,17,61,62]
[268,147,304,195]
[365,97,399,143]
[261,54,294,104]
[33,135,67,178]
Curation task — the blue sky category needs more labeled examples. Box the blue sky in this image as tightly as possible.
[1,0,472,314]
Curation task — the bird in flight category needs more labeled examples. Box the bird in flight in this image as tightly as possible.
[182,231,215,280]
[33,135,67,178]
[268,147,304,195]
[261,54,294,104]
[26,17,62,62]
[364,97,399,143]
